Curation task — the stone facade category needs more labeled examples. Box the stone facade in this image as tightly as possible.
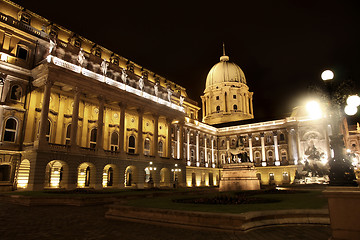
[0,0,345,192]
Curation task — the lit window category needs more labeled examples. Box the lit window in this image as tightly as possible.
[90,128,97,149]
[3,118,17,142]
[144,138,150,155]
[158,141,163,157]
[16,46,28,60]
[269,173,275,181]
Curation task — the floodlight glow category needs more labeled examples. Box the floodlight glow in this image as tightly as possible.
[346,95,360,107]
[321,70,334,81]
[306,100,322,119]
[344,105,357,116]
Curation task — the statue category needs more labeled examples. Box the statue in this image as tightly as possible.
[100,59,109,76]
[49,39,56,54]
[179,95,184,106]
[138,76,144,91]
[154,82,159,97]
[167,87,172,102]
[226,136,250,163]
[121,68,127,84]
[77,48,85,66]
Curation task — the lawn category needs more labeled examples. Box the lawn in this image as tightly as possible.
[126,189,328,213]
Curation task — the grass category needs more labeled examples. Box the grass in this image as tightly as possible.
[126,190,328,213]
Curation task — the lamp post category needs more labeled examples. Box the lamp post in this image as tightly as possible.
[321,70,357,186]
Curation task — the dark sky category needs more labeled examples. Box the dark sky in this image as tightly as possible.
[13,0,360,123]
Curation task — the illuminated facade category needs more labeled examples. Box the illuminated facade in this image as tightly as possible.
[0,0,338,191]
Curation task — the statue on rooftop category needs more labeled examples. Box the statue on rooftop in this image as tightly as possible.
[179,95,184,106]
[100,59,109,76]
[121,68,128,84]
[138,76,144,91]
[49,39,56,54]
[154,82,159,97]
[77,48,85,66]
[167,87,172,102]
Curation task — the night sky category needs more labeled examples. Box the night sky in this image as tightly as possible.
[12,0,360,124]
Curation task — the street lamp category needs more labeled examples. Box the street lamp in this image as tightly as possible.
[344,95,360,116]
[321,70,357,186]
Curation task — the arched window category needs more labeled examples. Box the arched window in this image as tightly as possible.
[216,106,220,112]
[221,154,226,164]
[221,140,225,147]
[200,151,204,163]
[233,104,237,111]
[3,118,17,142]
[89,128,97,149]
[128,135,135,153]
[10,85,22,101]
[65,124,71,145]
[281,149,288,162]
[158,141,163,157]
[144,138,150,155]
[267,150,274,165]
[110,132,119,151]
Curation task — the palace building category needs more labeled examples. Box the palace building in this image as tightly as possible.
[0,0,345,191]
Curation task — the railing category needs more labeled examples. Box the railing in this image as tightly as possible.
[47,55,185,113]
[0,12,48,39]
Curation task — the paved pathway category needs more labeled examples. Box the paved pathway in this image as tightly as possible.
[0,202,331,240]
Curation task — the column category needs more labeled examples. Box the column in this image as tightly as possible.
[37,79,53,148]
[118,103,126,153]
[187,129,190,161]
[177,126,180,159]
[260,133,266,166]
[204,135,208,167]
[153,114,159,157]
[196,131,199,166]
[96,97,105,150]
[248,134,253,162]
[250,94,254,115]
[273,131,280,166]
[179,122,184,160]
[137,108,144,155]
[226,137,230,163]
[166,118,172,158]
[211,137,215,166]
[202,98,206,119]
[70,88,80,148]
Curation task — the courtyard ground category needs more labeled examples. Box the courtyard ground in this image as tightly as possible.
[0,201,331,240]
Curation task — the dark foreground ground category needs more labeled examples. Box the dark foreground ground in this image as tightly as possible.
[0,201,331,240]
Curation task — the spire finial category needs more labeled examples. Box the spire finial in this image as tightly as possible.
[220,42,229,62]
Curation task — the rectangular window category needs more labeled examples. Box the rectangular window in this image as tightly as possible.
[233,95,236,99]
[16,46,28,60]
[269,173,275,181]
[216,96,219,100]
[74,39,82,48]
[20,14,31,24]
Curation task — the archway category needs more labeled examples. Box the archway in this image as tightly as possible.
[45,160,68,188]
[125,165,137,187]
[16,159,30,189]
[160,168,170,187]
[102,164,118,188]
[77,162,96,188]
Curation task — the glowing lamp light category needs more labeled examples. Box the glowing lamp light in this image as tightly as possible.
[344,105,357,116]
[321,70,334,81]
[306,100,322,119]
[346,95,360,107]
